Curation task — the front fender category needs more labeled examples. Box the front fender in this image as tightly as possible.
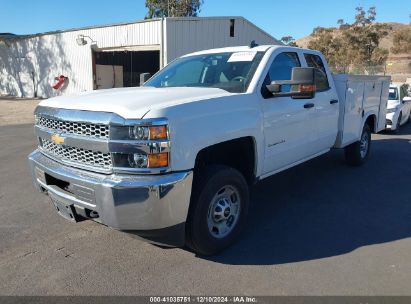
[145,94,264,176]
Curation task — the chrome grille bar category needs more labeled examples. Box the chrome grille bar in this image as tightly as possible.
[37,116,110,139]
[41,139,112,171]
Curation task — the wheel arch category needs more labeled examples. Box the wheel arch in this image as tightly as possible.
[364,113,378,133]
[193,136,258,185]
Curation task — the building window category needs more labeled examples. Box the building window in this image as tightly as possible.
[230,19,235,37]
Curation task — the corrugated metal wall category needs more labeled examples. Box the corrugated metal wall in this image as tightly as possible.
[0,20,162,98]
[164,17,279,65]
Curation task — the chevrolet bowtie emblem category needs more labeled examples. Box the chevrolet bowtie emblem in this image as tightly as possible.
[51,134,65,145]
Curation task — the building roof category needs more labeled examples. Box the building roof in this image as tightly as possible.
[0,17,276,42]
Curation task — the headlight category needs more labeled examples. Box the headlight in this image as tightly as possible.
[127,152,169,168]
[129,125,168,140]
[128,153,148,168]
[111,119,170,172]
[130,126,149,140]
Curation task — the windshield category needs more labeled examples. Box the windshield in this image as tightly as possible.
[145,51,265,93]
[388,88,398,100]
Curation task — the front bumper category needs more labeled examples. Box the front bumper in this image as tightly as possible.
[28,150,193,246]
[386,111,398,130]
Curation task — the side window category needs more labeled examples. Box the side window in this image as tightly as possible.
[304,54,330,91]
[389,88,398,100]
[261,52,301,98]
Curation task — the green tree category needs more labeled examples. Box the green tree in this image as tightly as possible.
[308,27,350,72]
[145,0,203,18]
[391,28,411,54]
[280,36,297,47]
[308,6,390,74]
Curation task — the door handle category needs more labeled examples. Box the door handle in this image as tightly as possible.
[304,103,315,109]
[330,99,339,104]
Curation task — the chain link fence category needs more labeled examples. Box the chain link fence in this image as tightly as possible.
[329,61,411,84]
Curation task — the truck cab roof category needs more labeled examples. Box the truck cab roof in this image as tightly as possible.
[182,45,315,57]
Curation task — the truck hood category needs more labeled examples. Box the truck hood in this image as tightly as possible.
[39,87,233,119]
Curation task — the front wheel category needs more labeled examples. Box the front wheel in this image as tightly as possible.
[344,124,371,166]
[186,165,249,256]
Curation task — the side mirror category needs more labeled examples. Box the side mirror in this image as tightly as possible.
[266,67,316,99]
[402,96,411,103]
[140,73,151,86]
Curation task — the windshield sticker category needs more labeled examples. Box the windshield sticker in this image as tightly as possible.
[227,51,257,62]
[389,89,395,93]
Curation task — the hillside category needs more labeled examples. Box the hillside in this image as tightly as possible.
[296,22,411,82]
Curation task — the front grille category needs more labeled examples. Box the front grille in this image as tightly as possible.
[41,139,112,170]
[37,116,110,139]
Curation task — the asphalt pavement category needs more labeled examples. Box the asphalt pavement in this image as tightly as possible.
[1,122,411,295]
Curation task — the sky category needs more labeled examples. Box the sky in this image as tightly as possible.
[1,0,410,39]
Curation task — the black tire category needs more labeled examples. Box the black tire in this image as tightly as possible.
[186,165,249,256]
[344,124,371,166]
[394,112,402,134]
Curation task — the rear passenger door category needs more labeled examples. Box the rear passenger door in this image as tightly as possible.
[303,53,339,151]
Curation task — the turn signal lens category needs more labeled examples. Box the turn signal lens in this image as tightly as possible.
[149,125,168,140]
[148,153,169,168]
[299,84,316,93]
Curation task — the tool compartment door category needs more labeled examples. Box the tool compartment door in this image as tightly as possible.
[342,80,365,145]
[377,81,390,132]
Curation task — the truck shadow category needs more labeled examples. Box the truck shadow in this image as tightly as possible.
[205,123,411,265]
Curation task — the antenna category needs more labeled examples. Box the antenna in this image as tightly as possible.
[249,40,258,48]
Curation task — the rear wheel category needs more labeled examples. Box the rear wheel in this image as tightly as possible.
[345,124,371,166]
[186,165,249,256]
[394,112,402,134]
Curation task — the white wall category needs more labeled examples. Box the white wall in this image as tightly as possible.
[164,17,280,64]
[0,20,162,98]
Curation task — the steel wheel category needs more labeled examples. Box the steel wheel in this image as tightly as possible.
[345,124,371,166]
[186,165,249,255]
[359,131,369,159]
[207,185,241,239]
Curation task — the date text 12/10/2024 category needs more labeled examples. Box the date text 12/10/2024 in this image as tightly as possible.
[149,297,257,303]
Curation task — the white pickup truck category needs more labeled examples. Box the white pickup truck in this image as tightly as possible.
[28,45,390,255]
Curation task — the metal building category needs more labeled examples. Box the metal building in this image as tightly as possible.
[0,17,280,98]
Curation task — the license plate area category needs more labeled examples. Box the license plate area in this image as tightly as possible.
[50,194,79,222]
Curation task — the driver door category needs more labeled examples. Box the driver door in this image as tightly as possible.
[260,51,316,175]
